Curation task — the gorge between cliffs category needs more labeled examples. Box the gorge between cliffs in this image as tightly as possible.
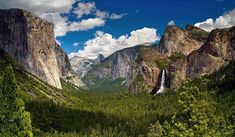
[0,4,235,137]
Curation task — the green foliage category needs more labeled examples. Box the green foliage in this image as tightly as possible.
[0,47,70,104]
[0,46,234,137]
[155,58,171,69]
[187,25,209,41]
[131,74,150,93]
[168,52,185,62]
[147,121,163,137]
[25,83,178,136]
[148,79,234,136]
[163,84,233,136]
[206,61,235,93]
[0,65,33,137]
[26,61,235,137]
[88,77,127,92]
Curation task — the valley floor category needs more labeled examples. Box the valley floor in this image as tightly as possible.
[1,49,235,136]
[27,68,235,137]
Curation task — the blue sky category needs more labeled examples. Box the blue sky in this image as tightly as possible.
[56,0,235,55]
[0,0,235,58]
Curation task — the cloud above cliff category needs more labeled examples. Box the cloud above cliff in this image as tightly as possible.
[69,18,105,31]
[73,2,96,18]
[195,8,235,32]
[69,27,160,59]
[0,0,126,37]
[0,0,76,14]
[168,20,175,26]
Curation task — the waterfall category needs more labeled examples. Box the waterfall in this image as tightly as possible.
[154,70,165,95]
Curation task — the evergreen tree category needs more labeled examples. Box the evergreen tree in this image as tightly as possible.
[0,65,33,137]
[154,83,234,137]
[147,121,163,137]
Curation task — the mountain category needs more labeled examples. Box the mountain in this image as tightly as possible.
[0,47,69,104]
[80,25,209,93]
[78,25,235,93]
[82,46,141,91]
[0,9,83,89]
[157,25,209,56]
[4,8,233,94]
[70,54,105,78]
[168,26,235,88]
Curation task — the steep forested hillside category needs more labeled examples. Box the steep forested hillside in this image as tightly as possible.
[1,47,234,136]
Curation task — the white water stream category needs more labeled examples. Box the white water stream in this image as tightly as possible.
[154,70,165,95]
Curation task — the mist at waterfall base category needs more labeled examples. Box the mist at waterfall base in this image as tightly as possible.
[154,70,165,96]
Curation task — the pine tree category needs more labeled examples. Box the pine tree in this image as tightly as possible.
[0,65,33,137]
[148,81,234,137]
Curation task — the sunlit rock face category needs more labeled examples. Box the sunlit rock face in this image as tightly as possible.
[0,9,62,88]
[70,54,105,79]
[81,46,142,89]
[186,26,235,77]
[168,26,235,88]
[158,25,208,56]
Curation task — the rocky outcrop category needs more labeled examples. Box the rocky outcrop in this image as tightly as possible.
[70,54,105,79]
[0,9,62,88]
[168,58,187,89]
[0,9,84,89]
[186,26,235,77]
[168,26,235,88]
[130,26,235,92]
[55,43,85,88]
[158,25,208,56]
[55,43,73,77]
[82,46,142,89]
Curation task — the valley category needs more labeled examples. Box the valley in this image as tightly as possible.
[0,6,234,137]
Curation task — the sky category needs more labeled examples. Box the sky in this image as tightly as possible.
[0,0,235,59]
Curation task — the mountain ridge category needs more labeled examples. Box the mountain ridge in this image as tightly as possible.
[77,25,235,93]
[1,8,234,94]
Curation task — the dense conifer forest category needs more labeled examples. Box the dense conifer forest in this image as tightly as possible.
[0,48,234,136]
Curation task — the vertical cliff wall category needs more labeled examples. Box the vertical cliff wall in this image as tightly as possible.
[0,9,62,88]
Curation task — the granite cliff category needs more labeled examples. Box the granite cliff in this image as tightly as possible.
[0,9,83,89]
[82,46,141,91]
[70,54,105,79]
[78,25,235,93]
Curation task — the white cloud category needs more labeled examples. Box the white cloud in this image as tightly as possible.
[0,0,127,37]
[168,20,175,26]
[195,8,235,32]
[0,0,76,37]
[109,13,127,20]
[69,27,160,59]
[0,0,76,15]
[69,18,105,31]
[95,10,108,19]
[73,42,80,46]
[73,2,95,18]
[40,13,69,37]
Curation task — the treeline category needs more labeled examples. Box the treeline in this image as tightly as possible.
[0,65,33,137]
[0,59,235,136]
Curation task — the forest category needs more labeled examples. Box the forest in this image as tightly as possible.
[0,48,234,136]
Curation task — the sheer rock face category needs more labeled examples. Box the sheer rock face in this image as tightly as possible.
[55,43,73,77]
[70,54,105,79]
[158,25,208,56]
[82,46,141,88]
[168,58,187,89]
[0,9,76,89]
[168,26,235,88]
[186,26,235,77]
[74,24,235,93]
[107,46,140,80]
